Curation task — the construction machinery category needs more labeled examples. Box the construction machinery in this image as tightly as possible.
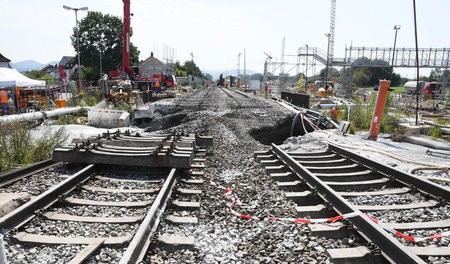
[108,0,176,95]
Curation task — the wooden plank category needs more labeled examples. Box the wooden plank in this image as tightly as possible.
[68,239,104,264]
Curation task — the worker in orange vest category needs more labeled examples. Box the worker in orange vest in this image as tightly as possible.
[0,88,10,115]
[155,81,161,94]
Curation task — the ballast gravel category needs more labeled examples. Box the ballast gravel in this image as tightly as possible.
[146,87,365,263]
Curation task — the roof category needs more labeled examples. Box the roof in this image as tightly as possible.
[41,65,55,72]
[59,56,75,65]
[0,68,45,87]
[0,53,11,63]
[139,54,165,67]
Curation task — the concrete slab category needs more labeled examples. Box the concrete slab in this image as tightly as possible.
[0,192,31,217]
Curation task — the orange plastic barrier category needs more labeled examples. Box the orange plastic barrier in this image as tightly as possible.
[369,80,390,140]
[55,99,67,108]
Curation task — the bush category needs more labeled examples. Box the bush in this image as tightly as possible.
[0,124,68,172]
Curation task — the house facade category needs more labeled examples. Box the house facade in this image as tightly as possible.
[139,52,174,78]
[0,53,12,68]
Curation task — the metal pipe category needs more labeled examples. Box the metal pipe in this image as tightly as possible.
[0,107,91,125]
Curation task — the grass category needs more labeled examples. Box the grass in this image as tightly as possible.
[335,93,402,137]
[390,86,404,95]
[0,123,68,172]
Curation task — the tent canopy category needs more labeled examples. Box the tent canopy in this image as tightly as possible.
[0,68,45,88]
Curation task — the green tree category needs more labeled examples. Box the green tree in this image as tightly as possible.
[71,11,140,81]
[23,70,54,85]
[175,60,204,78]
[205,73,213,81]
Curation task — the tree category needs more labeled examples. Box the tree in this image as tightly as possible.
[174,60,204,78]
[71,11,140,81]
[351,57,401,86]
[24,70,54,85]
[205,73,213,81]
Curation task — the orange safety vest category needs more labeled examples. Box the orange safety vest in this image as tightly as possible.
[155,81,160,88]
[0,91,8,103]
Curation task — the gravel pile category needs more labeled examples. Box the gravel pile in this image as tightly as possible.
[86,177,162,190]
[146,87,363,263]
[4,244,85,264]
[367,205,450,223]
[23,218,138,238]
[49,205,148,217]
[0,165,75,196]
[347,192,427,205]
[71,189,155,202]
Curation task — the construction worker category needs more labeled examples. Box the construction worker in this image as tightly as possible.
[0,88,10,115]
[326,84,334,97]
[155,81,161,94]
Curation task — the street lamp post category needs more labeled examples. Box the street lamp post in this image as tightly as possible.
[324,33,331,89]
[98,33,105,79]
[63,5,88,91]
[390,25,401,81]
[305,44,309,92]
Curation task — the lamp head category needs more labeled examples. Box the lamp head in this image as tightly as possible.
[394,25,401,30]
[79,7,88,11]
[63,5,73,10]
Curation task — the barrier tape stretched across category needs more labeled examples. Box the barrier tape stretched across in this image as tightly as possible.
[209,177,450,243]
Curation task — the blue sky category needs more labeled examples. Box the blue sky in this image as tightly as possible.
[1,0,448,78]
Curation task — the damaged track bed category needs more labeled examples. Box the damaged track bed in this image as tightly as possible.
[255,142,450,264]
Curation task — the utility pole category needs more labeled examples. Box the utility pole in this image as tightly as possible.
[244,48,247,88]
[263,52,272,84]
[325,33,331,89]
[413,0,420,126]
[237,53,241,88]
[305,44,309,92]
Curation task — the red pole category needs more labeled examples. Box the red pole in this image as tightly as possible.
[122,0,131,74]
[369,80,390,141]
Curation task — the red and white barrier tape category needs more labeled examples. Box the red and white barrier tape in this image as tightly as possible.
[209,177,450,243]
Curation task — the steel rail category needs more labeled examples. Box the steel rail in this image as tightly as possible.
[0,159,61,188]
[271,143,425,264]
[0,164,96,234]
[119,168,178,264]
[328,143,450,202]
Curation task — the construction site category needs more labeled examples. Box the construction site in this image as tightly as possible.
[0,0,449,263]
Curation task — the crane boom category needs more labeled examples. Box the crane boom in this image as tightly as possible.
[122,0,131,74]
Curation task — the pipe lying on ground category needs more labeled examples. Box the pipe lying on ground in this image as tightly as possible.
[311,103,370,110]
[0,107,91,125]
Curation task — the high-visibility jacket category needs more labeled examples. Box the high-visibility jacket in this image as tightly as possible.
[155,81,160,88]
[0,91,8,103]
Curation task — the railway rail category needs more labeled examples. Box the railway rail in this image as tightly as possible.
[0,132,211,263]
[255,142,450,264]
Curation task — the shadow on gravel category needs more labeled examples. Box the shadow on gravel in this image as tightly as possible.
[250,117,306,145]
[142,113,188,132]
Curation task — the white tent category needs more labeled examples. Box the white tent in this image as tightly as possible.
[0,68,45,88]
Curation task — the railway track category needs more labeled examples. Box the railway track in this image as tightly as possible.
[255,142,450,263]
[0,132,211,263]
